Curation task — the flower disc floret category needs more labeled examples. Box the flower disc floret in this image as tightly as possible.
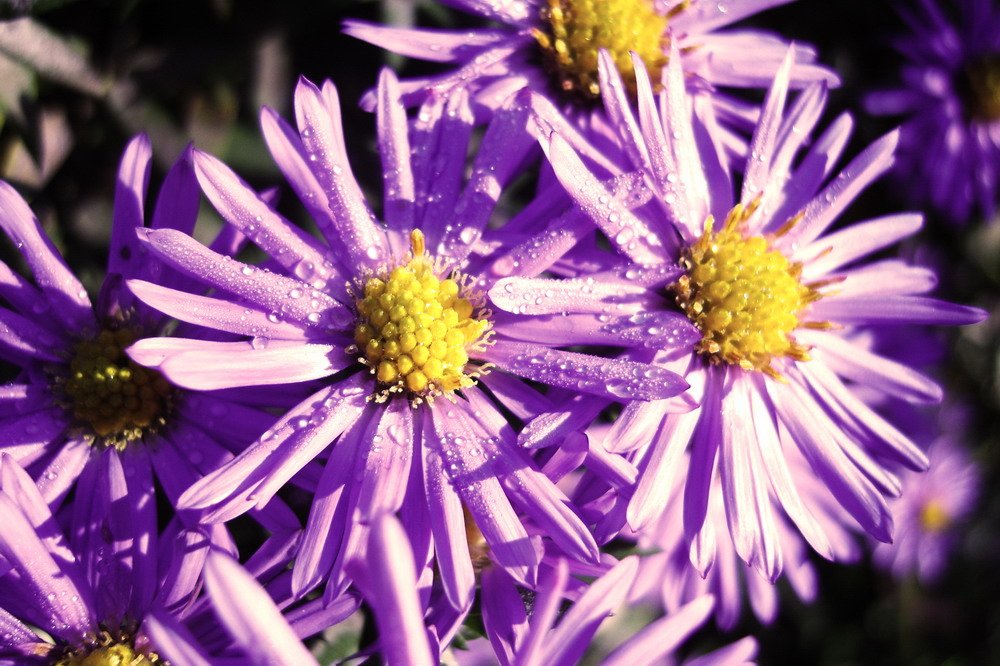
[59,327,173,449]
[533,0,672,99]
[673,204,819,377]
[919,499,951,533]
[959,53,1000,121]
[54,631,162,666]
[353,230,491,401]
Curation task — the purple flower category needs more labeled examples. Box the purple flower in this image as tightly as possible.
[126,71,693,604]
[510,50,987,582]
[345,0,836,136]
[356,514,756,665]
[873,416,981,584]
[865,0,1000,223]
[0,136,297,536]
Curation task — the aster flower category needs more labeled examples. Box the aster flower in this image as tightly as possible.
[505,49,987,582]
[0,136,298,539]
[873,412,981,584]
[865,0,1000,223]
[356,513,757,665]
[344,0,837,148]
[126,70,692,605]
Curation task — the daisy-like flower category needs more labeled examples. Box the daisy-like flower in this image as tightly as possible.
[344,0,836,139]
[0,136,297,534]
[0,453,350,666]
[127,70,690,605]
[873,417,981,584]
[355,514,757,665]
[506,49,987,582]
[865,0,1000,223]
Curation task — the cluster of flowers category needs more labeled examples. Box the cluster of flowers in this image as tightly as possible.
[0,0,993,663]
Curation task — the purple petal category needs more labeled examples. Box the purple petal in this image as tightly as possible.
[808,295,986,326]
[203,551,319,665]
[351,515,435,666]
[484,340,689,401]
[108,135,152,280]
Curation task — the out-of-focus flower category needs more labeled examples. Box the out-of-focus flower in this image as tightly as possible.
[356,514,756,666]
[866,0,1000,223]
[509,50,986,582]
[344,0,836,143]
[127,71,695,605]
[873,421,981,584]
[0,135,297,535]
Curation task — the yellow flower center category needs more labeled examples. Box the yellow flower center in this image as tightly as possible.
[353,230,491,402]
[919,499,951,533]
[54,640,162,666]
[673,204,822,378]
[960,53,1000,121]
[59,327,173,450]
[533,0,676,100]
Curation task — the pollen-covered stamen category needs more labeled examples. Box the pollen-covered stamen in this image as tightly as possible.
[53,628,164,666]
[533,0,675,100]
[919,499,951,533]
[959,53,1000,121]
[58,327,173,449]
[673,204,824,378]
[353,230,492,402]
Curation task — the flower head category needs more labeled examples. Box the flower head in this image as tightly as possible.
[873,412,981,583]
[127,71,694,606]
[0,136,296,537]
[516,50,986,583]
[344,0,837,135]
[865,0,1000,222]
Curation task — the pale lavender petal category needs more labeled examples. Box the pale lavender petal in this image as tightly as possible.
[107,134,152,279]
[355,399,413,520]
[627,407,700,530]
[808,295,986,326]
[798,213,923,276]
[136,228,351,328]
[0,181,93,331]
[138,339,346,391]
[351,515,435,666]
[192,150,336,282]
[484,340,689,401]
[489,276,651,316]
[602,595,714,666]
[741,49,794,202]
[293,77,388,270]
[127,280,312,340]
[343,21,508,62]
[376,69,415,234]
[144,610,213,666]
[203,551,319,666]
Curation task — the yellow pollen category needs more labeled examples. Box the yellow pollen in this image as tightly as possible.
[55,641,161,666]
[919,499,951,533]
[673,204,821,378]
[533,0,676,100]
[960,53,1000,121]
[59,327,173,450]
[353,230,492,402]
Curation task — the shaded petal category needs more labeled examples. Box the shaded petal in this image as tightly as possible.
[0,181,93,331]
[108,135,152,280]
[602,595,714,666]
[143,610,212,666]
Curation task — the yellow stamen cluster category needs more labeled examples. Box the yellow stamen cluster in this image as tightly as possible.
[533,0,675,100]
[60,327,173,450]
[919,499,951,533]
[673,204,822,378]
[54,630,163,666]
[353,230,491,402]
[961,53,1000,121]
